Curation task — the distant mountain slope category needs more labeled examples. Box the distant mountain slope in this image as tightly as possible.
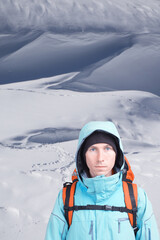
[1,0,160,94]
[0,78,160,144]
[0,32,160,95]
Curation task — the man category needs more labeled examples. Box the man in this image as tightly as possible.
[45,121,159,239]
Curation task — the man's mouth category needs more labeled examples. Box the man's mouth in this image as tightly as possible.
[95,166,106,168]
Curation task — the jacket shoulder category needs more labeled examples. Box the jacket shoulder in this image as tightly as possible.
[52,189,64,214]
[137,186,153,221]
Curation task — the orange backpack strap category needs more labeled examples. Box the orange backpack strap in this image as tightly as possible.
[62,180,78,227]
[63,169,78,227]
[123,182,138,229]
[122,156,138,236]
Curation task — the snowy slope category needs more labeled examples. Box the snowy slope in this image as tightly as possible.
[0,78,160,239]
[0,0,160,95]
[0,32,160,96]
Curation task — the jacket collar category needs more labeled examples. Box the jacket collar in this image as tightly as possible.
[80,171,122,202]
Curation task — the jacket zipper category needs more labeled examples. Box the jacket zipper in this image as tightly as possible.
[144,214,153,240]
[148,228,151,240]
[89,220,94,240]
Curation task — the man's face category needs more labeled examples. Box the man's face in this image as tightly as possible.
[85,143,116,178]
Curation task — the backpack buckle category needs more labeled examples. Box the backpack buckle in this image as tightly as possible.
[132,207,138,213]
[104,205,112,210]
[63,182,72,187]
[133,226,139,235]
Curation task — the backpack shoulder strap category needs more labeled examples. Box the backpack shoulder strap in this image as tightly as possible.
[122,181,138,234]
[122,156,138,236]
[62,169,78,228]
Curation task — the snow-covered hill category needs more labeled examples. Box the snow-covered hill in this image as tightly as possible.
[0,32,160,96]
[0,0,160,95]
[0,78,160,239]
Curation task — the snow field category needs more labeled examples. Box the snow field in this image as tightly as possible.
[0,79,160,239]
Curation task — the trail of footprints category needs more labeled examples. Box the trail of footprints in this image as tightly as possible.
[31,160,59,172]
[30,145,75,181]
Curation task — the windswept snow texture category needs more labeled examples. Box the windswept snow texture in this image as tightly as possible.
[1,0,160,33]
[0,1,160,240]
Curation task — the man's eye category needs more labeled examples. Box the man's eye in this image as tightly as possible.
[90,148,96,151]
[106,147,111,151]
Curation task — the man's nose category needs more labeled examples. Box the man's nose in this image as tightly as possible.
[97,150,105,162]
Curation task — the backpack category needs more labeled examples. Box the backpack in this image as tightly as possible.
[62,156,138,236]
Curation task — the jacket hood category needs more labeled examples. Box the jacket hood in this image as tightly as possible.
[76,121,124,180]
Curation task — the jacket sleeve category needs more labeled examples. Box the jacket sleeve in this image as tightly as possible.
[136,187,160,240]
[44,189,68,240]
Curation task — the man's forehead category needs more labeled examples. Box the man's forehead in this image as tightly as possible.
[89,143,113,147]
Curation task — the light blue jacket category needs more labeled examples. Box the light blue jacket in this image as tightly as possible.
[45,121,159,240]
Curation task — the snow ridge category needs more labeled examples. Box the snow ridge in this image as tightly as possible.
[1,0,160,33]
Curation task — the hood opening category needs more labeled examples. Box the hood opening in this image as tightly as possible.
[76,130,124,179]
